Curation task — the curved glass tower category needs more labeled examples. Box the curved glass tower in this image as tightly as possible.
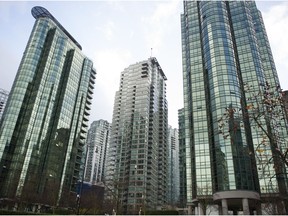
[0,6,96,208]
[181,1,288,214]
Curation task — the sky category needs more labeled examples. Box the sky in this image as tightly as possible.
[0,1,288,129]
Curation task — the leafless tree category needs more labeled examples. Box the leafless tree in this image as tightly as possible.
[197,185,218,215]
[75,188,103,215]
[103,179,124,214]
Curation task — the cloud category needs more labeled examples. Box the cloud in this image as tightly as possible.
[93,48,132,87]
[261,2,288,90]
[107,1,126,12]
[129,30,135,39]
[0,2,32,91]
[90,48,133,122]
[105,21,116,41]
[150,0,180,23]
[0,2,28,23]
[138,0,183,128]
[142,0,181,53]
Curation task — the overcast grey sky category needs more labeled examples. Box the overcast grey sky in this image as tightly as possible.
[0,1,287,128]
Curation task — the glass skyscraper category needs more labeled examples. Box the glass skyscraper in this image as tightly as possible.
[167,126,180,206]
[181,1,287,214]
[0,6,96,209]
[84,120,110,185]
[178,108,187,210]
[105,57,168,214]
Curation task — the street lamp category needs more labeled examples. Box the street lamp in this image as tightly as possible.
[76,193,81,215]
[76,141,89,215]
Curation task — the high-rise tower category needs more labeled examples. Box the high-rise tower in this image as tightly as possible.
[178,108,187,209]
[181,1,288,214]
[84,120,110,185]
[0,88,9,121]
[167,126,180,206]
[0,6,96,208]
[105,57,168,214]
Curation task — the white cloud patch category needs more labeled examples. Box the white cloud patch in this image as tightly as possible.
[104,21,116,41]
[139,0,183,127]
[150,0,180,23]
[0,2,27,23]
[90,49,132,122]
[107,1,126,13]
[93,48,132,88]
[142,0,181,53]
[261,2,288,90]
[129,30,135,39]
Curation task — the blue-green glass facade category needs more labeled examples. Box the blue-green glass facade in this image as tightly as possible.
[178,108,187,208]
[181,1,288,214]
[0,6,96,207]
[167,126,179,206]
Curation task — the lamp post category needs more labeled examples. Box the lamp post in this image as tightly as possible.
[76,141,89,215]
[76,189,82,215]
[76,175,84,215]
[142,194,145,215]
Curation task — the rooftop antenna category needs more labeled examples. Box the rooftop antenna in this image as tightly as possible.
[150,48,153,58]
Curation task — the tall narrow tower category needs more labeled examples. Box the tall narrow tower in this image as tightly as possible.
[106,57,168,214]
[84,120,110,185]
[178,108,187,209]
[0,88,9,121]
[0,6,96,207]
[167,126,180,206]
[181,1,288,214]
